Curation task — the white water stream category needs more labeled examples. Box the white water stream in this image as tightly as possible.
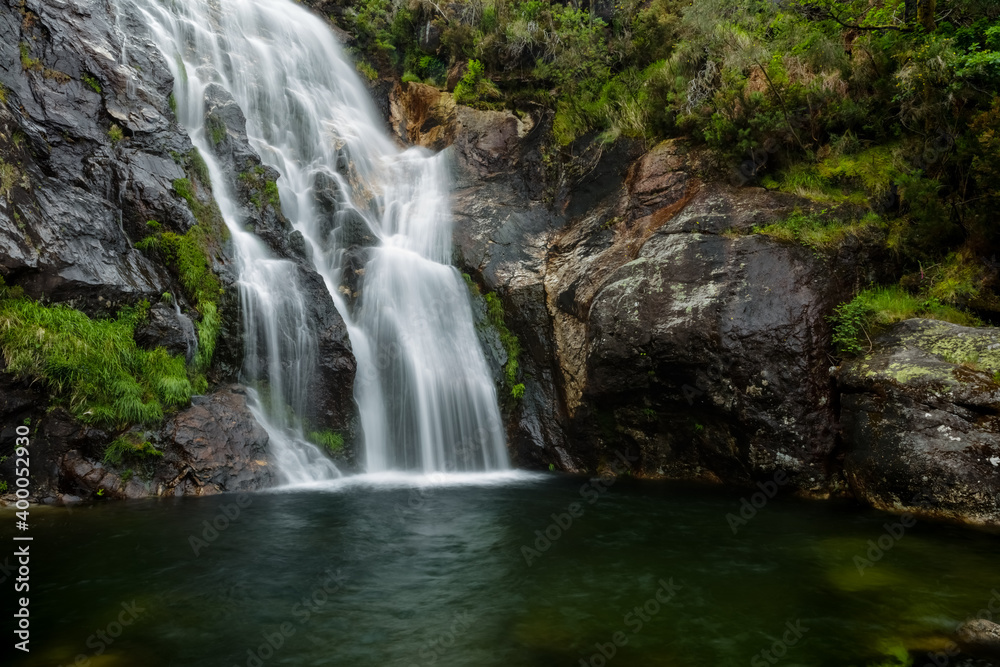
[122,0,509,478]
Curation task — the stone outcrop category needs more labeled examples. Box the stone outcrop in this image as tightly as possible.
[55,387,272,500]
[838,319,1000,526]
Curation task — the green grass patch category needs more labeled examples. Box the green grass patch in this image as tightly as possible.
[755,210,885,251]
[761,146,905,207]
[830,285,980,356]
[0,281,193,427]
[103,435,163,466]
[355,61,378,81]
[81,73,101,93]
[136,224,221,372]
[19,43,40,71]
[108,124,124,143]
[135,176,226,371]
[308,429,344,455]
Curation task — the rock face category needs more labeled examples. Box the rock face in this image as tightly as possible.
[55,387,272,500]
[442,105,874,489]
[838,319,1000,526]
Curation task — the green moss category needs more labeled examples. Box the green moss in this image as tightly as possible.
[0,282,193,428]
[0,161,19,203]
[103,435,163,466]
[167,93,177,115]
[239,166,281,211]
[136,225,221,372]
[308,429,344,455]
[0,83,8,104]
[206,116,227,145]
[19,43,40,71]
[108,124,124,144]
[81,73,102,94]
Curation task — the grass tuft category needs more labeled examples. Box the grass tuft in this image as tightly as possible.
[0,281,193,427]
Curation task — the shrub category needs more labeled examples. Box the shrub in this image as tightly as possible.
[108,124,124,143]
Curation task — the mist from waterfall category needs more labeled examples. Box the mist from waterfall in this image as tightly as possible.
[124,0,509,476]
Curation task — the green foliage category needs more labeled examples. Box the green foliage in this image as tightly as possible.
[82,73,102,93]
[168,93,176,115]
[755,210,885,251]
[453,59,500,106]
[0,82,8,105]
[239,166,281,211]
[830,286,980,355]
[137,226,221,371]
[308,429,344,455]
[136,175,226,372]
[484,292,523,397]
[0,281,193,427]
[206,116,227,145]
[19,43,40,71]
[103,435,163,466]
[356,60,378,81]
[0,161,19,203]
[108,124,124,143]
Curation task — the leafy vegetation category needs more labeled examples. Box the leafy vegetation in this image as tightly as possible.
[308,429,345,455]
[82,73,102,93]
[0,279,193,427]
[830,285,979,355]
[19,43,40,71]
[463,273,524,400]
[108,123,124,143]
[339,0,1000,322]
[103,435,163,466]
[136,168,226,373]
[239,166,281,211]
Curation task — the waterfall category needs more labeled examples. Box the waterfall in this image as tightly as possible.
[124,0,509,476]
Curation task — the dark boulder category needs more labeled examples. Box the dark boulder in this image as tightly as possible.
[838,319,1000,526]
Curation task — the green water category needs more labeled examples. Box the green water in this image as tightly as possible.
[6,474,999,667]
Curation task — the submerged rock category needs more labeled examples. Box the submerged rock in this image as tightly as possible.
[956,619,1000,659]
[838,319,1000,526]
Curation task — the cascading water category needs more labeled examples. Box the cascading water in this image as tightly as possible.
[123,0,509,475]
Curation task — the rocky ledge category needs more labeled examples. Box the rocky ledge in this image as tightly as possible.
[839,319,1000,526]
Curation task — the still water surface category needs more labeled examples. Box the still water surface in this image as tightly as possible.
[8,473,999,667]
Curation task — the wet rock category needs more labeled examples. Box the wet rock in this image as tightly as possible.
[156,386,274,495]
[134,302,198,362]
[838,319,1000,526]
[956,619,1000,659]
[389,81,456,150]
